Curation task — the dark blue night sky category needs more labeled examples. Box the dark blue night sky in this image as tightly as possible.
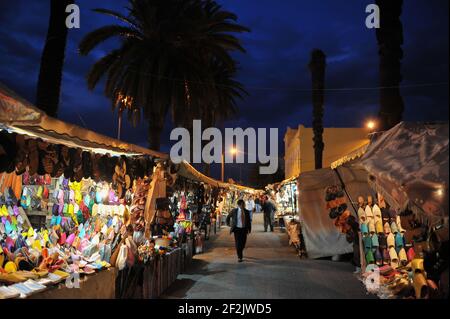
[0,1,448,183]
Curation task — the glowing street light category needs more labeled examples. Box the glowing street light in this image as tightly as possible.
[436,186,444,198]
[222,147,238,182]
[366,120,376,130]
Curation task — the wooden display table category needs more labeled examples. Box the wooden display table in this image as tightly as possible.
[28,268,117,299]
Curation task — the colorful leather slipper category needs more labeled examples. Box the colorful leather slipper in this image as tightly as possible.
[371,234,379,248]
[398,248,408,265]
[357,207,366,223]
[0,205,8,216]
[360,222,369,236]
[4,261,17,273]
[411,258,425,274]
[365,205,374,220]
[413,273,429,299]
[383,222,391,235]
[390,221,399,234]
[396,215,406,233]
[407,247,416,261]
[0,249,4,268]
[366,250,375,264]
[389,247,399,269]
[395,233,404,249]
[375,248,383,266]
[52,269,69,279]
[15,270,39,280]
[363,236,372,251]
[66,233,75,246]
[387,233,395,248]
[372,204,382,219]
[36,186,43,199]
[0,272,27,284]
[368,220,375,234]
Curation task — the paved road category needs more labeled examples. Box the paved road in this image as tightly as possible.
[161,213,372,299]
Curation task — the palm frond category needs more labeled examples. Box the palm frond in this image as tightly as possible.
[93,8,138,28]
[86,49,121,90]
[79,25,142,55]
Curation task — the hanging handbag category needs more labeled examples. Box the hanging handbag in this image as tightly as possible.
[115,243,128,270]
[110,236,124,265]
[125,237,136,267]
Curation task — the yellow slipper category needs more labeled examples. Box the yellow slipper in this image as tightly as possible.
[36,186,43,198]
[413,273,429,299]
[0,250,4,268]
[68,204,74,216]
[4,261,17,273]
[15,270,39,280]
[32,239,42,252]
[31,269,49,278]
[53,269,70,279]
[412,258,425,274]
[0,272,27,284]
[0,205,8,217]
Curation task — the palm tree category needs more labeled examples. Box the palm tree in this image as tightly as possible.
[79,0,249,150]
[198,59,247,175]
[36,0,74,117]
[376,0,405,130]
[308,49,326,170]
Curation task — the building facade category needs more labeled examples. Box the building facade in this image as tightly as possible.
[284,125,370,179]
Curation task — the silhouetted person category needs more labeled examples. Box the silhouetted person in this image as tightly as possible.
[262,195,277,232]
[226,199,252,262]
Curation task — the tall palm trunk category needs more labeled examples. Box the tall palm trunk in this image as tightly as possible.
[376,0,404,130]
[36,0,73,117]
[148,116,164,151]
[202,108,215,176]
[308,49,326,170]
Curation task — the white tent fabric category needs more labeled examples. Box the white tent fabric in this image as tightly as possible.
[176,160,258,192]
[298,166,374,259]
[0,82,168,158]
[351,122,448,227]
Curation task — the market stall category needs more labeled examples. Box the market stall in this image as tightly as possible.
[112,161,257,298]
[0,83,186,299]
[331,122,449,299]
[297,166,374,259]
[265,178,306,256]
[266,177,298,227]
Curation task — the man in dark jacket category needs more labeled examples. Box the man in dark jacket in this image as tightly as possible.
[226,199,252,262]
[262,195,277,232]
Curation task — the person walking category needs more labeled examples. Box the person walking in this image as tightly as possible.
[254,196,262,214]
[216,196,224,229]
[245,195,255,222]
[262,195,277,232]
[226,199,252,262]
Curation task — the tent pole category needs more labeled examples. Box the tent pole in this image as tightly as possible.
[333,167,358,215]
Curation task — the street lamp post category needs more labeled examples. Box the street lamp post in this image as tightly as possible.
[221,151,225,182]
[221,147,238,182]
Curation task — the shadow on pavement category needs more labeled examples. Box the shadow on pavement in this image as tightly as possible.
[159,278,196,299]
[183,258,228,277]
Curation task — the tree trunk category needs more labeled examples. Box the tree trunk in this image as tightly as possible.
[203,163,211,176]
[36,0,73,117]
[376,0,404,131]
[308,49,326,170]
[147,119,164,151]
